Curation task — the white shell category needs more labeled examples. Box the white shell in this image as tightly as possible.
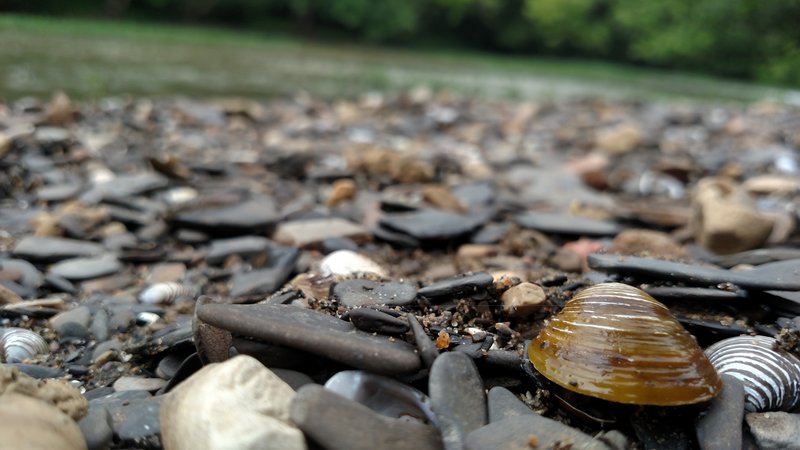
[319,250,387,278]
[139,282,196,305]
[0,327,48,363]
[705,335,800,412]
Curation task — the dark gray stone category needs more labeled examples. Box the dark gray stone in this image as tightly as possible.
[79,406,114,450]
[408,314,439,368]
[709,248,800,268]
[6,363,64,379]
[230,254,298,298]
[291,384,443,450]
[465,415,611,450]
[347,308,410,335]
[206,236,272,265]
[333,279,418,307]
[12,236,104,262]
[81,172,169,204]
[429,352,487,450]
[696,374,745,450]
[516,211,621,236]
[646,287,745,302]
[588,254,800,291]
[418,272,494,303]
[0,259,43,289]
[106,395,164,447]
[270,368,316,391]
[746,411,800,450]
[50,305,92,339]
[172,197,280,234]
[48,254,122,281]
[36,182,83,202]
[487,387,533,423]
[197,303,421,375]
[380,209,492,241]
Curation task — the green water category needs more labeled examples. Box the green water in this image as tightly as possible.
[2,14,799,103]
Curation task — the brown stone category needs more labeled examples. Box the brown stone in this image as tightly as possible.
[501,282,547,318]
[325,178,357,207]
[0,394,87,450]
[609,229,690,260]
[596,122,643,155]
[422,185,466,212]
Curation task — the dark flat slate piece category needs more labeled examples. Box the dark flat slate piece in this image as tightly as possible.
[709,248,800,268]
[696,374,745,450]
[419,272,494,302]
[206,236,272,265]
[379,209,492,241]
[333,279,418,307]
[172,197,279,234]
[588,254,800,291]
[465,415,610,450]
[197,303,421,374]
[515,211,621,236]
[645,287,746,302]
[48,254,122,281]
[229,247,298,298]
[487,387,534,423]
[12,236,104,262]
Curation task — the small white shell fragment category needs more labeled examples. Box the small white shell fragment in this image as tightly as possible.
[319,250,387,278]
[139,282,196,305]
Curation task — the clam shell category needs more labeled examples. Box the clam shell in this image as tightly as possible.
[140,282,196,305]
[705,335,800,412]
[528,282,722,405]
[0,327,48,363]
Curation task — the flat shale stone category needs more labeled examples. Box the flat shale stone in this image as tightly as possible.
[274,217,370,248]
[429,352,487,450]
[206,236,272,265]
[408,314,439,368]
[347,308,410,335]
[50,305,92,339]
[332,279,417,307]
[48,254,122,281]
[229,248,298,298]
[291,384,443,450]
[13,236,104,262]
[78,406,113,450]
[696,374,745,450]
[172,197,280,234]
[197,303,421,374]
[588,254,800,291]
[465,415,610,450]
[516,211,621,236]
[380,209,491,241]
[419,272,494,302]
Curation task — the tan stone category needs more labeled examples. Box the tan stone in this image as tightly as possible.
[501,282,547,318]
[596,122,643,155]
[743,175,800,196]
[692,177,774,255]
[273,217,369,248]
[0,364,87,421]
[0,394,87,450]
[421,185,466,212]
[609,229,690,260]
[457,244,499,260]
[161,355,306,450]
[326,178,357,207]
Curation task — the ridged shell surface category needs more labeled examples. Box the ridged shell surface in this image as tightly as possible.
[139,282,195,305]
[705,335,800,412]
[528,282,722,405]
[0,327,48,363]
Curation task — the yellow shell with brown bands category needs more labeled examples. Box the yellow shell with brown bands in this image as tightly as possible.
[528,283,722,406]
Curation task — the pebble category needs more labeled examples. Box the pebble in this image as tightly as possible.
[0,258,44,290]
[161,355,305,450]
[487,387,534,423]
[516,211,621,236]
[50,306,92,340]
[172,197,280,234]
[229,249,299,297]
[206,236,272,265]
[104,395,164,447]
[319,250,387,277]
[609,228,689,260]
[197,303,421,374]
[708,247,800,268]
[379,209,491,241]
[0,393,87,450]
[500,282,547,318]
[78,406,114,450]
[274,217,370,248]
[332,279,418,307]
[12,236,104,262]
[291,384,442,450]
[696,374,745,450]
[408,314,440,368]
[429,352,487,450]
[465,415,610,450]
[48,254,122,281]
[82,172,169,203]
[745,412,800,450]
[270,368,315,391]
[419,272,494,302]
[113,376,167,392]
[0,364,87,419]
[346,308,410,335]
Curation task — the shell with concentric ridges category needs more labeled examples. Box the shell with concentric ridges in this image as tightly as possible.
[705,335,800,412]
[528,282,722,406]
[0,327,48,363]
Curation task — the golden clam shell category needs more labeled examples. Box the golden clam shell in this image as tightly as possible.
[528,283,722,405]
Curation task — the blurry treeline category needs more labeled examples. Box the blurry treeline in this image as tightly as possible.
[5,0,800,85]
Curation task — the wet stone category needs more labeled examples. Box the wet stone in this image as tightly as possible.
[696,374,745,450]
[108,396,164,447]
[7,364,64,379]
[346,308,410,335]
[229,250,298,298]
[291,384,443,450]
[206,236,272,265]
[408,314,439,368]
[709,247,800,268]
[746,412,800,450]
[465,415,611,450]
[487,387,534,423]
[429,352,487,450]
[50,306,92,340]
[197,303,421,374]
[332,279,418,307]
[646,286,745,302]
[419,272,494,303]
[12,236,104,262]
[516,211,622,236]
[48,254,122,281]
[79,406,114,450]
[379,209,492,241]
[172,197,280,235]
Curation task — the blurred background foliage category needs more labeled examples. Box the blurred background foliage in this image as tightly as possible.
[3,0,799,86]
